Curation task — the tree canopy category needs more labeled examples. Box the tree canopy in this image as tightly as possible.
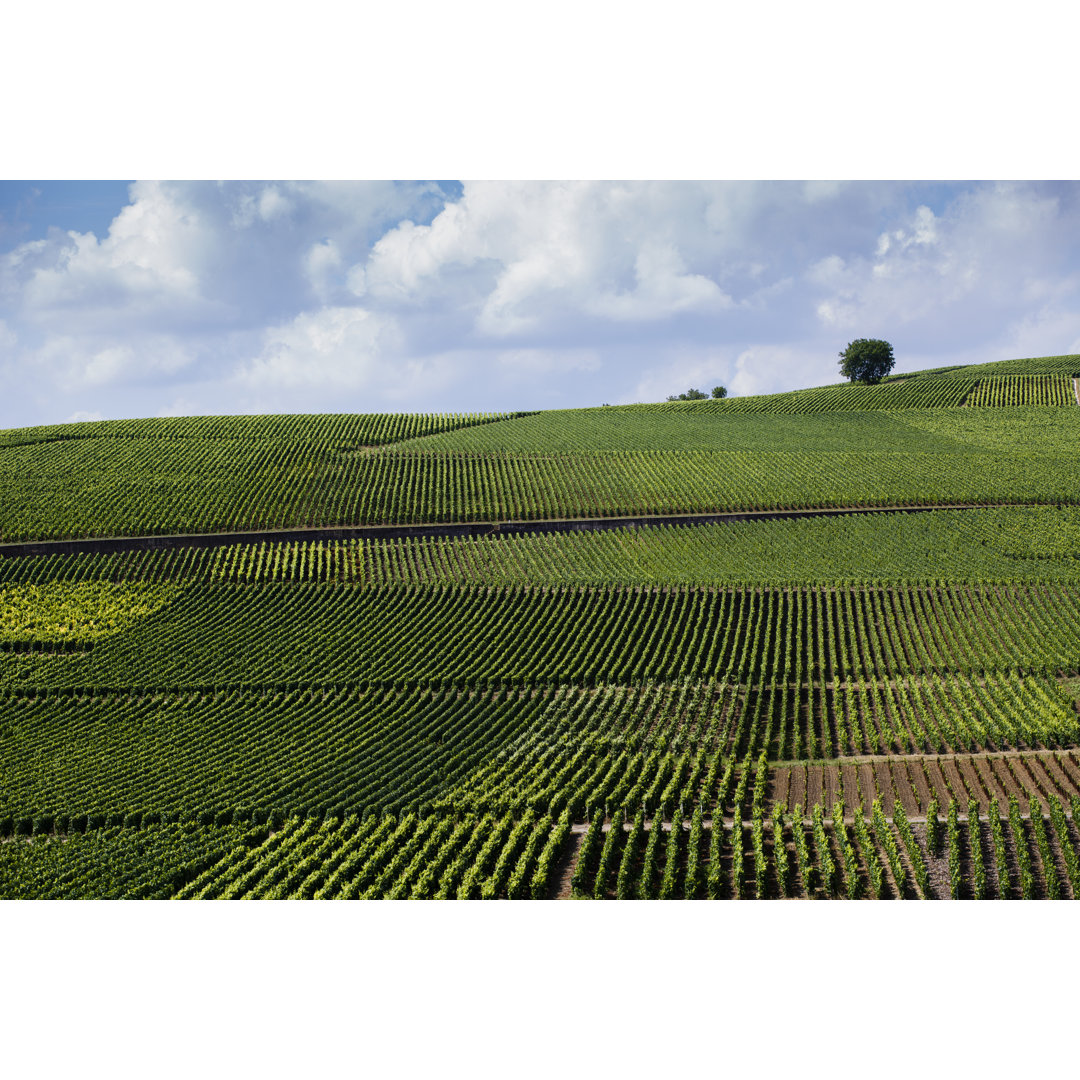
[838,339,895,384]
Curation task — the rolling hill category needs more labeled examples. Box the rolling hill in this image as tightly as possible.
[4,352,1080,899]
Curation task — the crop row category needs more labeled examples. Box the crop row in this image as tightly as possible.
[1,809,574,901]
[630,377,977,415]
[6,580,1080,693]
[0,581,177,645]
[9,504,1080,590]
[6,792,1080,898]
[2,673,1077,825]
[448,675,1080,819]
[0,682,552,821]
[0,820,257,900]
[918,354,1080,380]
[0,540,366,587]
[571,795,1080,900]
[170,809,571,900]
[0,410,526,450]
[362,505,1080,588]
[966,375,1075,408]
[407,404,977,454]
[3,438,1080,541]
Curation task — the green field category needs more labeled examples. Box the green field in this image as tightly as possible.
[4,352,1080,899]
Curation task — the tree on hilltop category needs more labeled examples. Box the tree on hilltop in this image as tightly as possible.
[666,388,709,401]
[839,339,895,384]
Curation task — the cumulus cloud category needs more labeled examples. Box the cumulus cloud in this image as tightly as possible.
[303,239,344,302]
[728,345,838,398]
[238,306,402,391]
[807,183,1080,354]
[630,347,734,405]
[2,179,1080,427]
[22,333,196,393]
[496,347,601,377]
[6,181,213,329]
[361,181,736,334]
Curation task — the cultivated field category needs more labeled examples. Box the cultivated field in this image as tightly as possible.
[3,352,1080,898]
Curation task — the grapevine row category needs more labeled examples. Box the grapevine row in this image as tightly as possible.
[966,375,1075,408]
[6,581,1080,694]
[4,437,1080,541]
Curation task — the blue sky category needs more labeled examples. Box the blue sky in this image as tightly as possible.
[2,180,1080,429]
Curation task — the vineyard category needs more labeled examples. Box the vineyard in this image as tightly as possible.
[4,352,1080,898]
[4,400,1080,542]
[965,375,1076,408]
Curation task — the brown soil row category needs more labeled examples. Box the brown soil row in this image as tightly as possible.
[769,749,1080,818]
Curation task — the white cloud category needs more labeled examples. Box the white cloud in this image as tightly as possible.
[3,180,1080,427]
[23,333,196,392]
[363,181,734,335]
[629,347,734,405]
[303,239,343,302]
[3,181,220,336]
[237,306,402,391]
[728,345,837,398]
[496,347,601,377]
[808,185,1080,349]
[258,187,292,222]
[65,410,103,423]
[583,242,732,322]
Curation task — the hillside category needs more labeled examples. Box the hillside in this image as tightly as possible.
[4,352,1080,899]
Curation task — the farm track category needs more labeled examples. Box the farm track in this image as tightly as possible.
[0,500,1071,559]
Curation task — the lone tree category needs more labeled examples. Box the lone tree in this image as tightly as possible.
[838,338,895,384]
[711,385,727,399]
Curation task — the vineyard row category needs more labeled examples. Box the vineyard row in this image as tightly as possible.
[3,439,1079,541]
[5,581,1080,694]
[9,504,1080,589]
[0,409,528,450]
[6,792,1080,899]
[2,675,1078,823]
[965,375,1075,408]
[570,793,1080,900]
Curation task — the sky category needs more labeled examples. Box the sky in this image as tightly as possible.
[2,179,1080,429]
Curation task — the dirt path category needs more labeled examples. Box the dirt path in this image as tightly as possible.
[549,830,584,899]
[1073,377,1080,407]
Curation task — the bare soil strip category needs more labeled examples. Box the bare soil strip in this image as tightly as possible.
[857,762,876,814]
[840,763,860,814]
[924,760,954,808]
[908,761,934,812]
[550,830,584,899]
[789,765,807,811]
[1042,754,1080,800]
[772,768,790,807]
[765,750,1080,820]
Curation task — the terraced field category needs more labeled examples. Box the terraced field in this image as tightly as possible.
[4,352,1080,899]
